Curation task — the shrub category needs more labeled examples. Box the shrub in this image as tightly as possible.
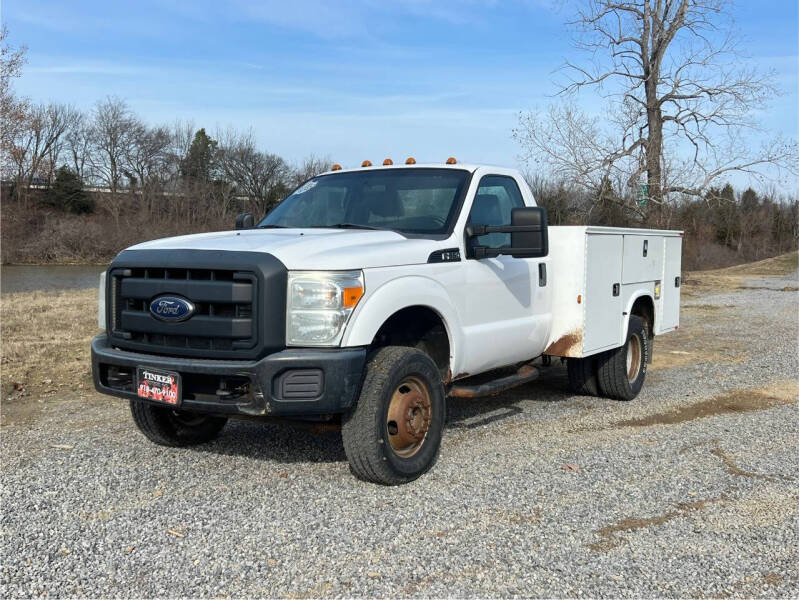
[44,166,94,214]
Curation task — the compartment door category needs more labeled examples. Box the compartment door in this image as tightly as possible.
[584,234,624,353]
[658,236,682,333]
[623,234,664,283]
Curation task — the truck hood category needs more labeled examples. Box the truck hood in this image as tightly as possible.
[126,228,443,270]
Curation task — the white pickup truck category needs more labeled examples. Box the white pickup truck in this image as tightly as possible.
[92,160,682,484]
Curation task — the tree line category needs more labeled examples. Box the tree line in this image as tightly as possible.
[2,95,330,223]
[0,23,796,268]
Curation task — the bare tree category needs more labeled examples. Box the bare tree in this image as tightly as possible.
[515,0,798,221]
[89,97,139,193]
[66,113,92,181]
[6,103,81,192]
[292,154,332,186]
[217,129,290,217]
[0,26,28,167]
[123,124,171,192]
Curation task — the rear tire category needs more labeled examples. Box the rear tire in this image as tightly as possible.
[566,356,599,396]
[596,315,648,401]
[129,401,228,446]
[342,346,445,485]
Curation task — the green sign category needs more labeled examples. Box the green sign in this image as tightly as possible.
[637,183,648,207]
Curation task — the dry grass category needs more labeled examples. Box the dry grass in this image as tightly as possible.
[1,289,98,418]
[682,251,798,297]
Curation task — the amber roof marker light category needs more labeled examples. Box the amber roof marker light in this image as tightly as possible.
[331,164,342,171]
[361,160,372,167]
[383,158,393,165]
[405,157,416,164]
[446,157,457,164]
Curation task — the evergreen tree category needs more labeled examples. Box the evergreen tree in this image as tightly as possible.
[181,128,218,184]
[45,166,93,214]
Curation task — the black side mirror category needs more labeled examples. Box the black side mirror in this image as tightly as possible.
[509,206,548,258]
[235,213,255,230]
[466,206,548,259]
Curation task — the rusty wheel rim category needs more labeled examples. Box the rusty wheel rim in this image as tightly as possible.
[626,334,642,383]
[386,376,432,458]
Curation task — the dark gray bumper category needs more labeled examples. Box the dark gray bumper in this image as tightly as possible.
[91,334,366,417]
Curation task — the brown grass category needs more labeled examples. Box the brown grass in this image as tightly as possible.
[1,289,99,422]
[682,251,798,297]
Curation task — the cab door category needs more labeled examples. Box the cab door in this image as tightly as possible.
[455,174,551,374]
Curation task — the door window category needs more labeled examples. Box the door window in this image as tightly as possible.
[468,175,525,248]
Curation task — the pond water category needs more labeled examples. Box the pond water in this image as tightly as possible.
[1,265,106,294]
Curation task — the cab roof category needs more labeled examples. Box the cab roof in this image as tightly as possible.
[320,163,507,176]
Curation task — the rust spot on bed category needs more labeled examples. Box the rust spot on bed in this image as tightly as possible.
[544,331,582,357]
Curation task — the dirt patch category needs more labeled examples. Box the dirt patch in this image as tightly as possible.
[710,447,779,483]
[738,285,799,292]
[649,300,750,370]
[612,381,798,429]
[587,498,719,552]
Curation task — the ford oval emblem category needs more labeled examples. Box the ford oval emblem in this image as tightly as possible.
[149,295,195,322]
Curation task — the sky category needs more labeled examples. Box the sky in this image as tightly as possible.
[3,0,798,188]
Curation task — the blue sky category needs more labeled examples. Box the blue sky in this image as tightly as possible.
[4,0,798,186]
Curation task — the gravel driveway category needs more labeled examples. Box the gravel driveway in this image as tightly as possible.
[2,263,798,598]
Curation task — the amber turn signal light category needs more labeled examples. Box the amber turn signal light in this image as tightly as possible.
[446,157,457,164]
[405,157,416,164]
[361,160,372,167]
[331,164,342,171]
[383,158,393,165]
[342,285,364,308]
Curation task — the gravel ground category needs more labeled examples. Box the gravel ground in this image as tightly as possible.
[2,267,798,598]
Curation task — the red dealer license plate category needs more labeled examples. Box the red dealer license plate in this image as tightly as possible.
[137,367,180,406]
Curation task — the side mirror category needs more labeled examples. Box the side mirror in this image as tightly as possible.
[466,206,548,259]
[509,206,548,258]
[235,213,255,230]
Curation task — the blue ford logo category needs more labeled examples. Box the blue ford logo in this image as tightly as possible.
[149,296,195,322]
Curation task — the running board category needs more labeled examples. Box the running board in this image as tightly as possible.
[448,363,539,398]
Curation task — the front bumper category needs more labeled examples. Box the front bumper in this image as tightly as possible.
[91,334,366,417]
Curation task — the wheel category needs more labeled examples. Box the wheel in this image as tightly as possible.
[341,346,445,485]
[129,400,228,446]
[596,315,649,401]
[566,356,599,396]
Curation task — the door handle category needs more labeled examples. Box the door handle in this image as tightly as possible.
[643,239,648,257]
[612,283,620,296]
[538,263,547,287]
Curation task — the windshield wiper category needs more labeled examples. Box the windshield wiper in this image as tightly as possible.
[321,223,383,231]
[258,224,289,229]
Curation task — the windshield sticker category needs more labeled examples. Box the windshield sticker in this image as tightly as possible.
[294,180,318,195]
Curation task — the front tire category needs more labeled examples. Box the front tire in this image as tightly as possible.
[129,401,228,446]
[342,346,445,485]
[596,315,648,401]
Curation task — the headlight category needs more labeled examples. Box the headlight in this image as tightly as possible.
[287,271,364,346]
[98,271,107,330]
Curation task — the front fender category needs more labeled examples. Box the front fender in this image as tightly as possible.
[341,275,464,375]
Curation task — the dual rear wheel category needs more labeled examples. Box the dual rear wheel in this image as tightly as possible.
[566,315,648,401]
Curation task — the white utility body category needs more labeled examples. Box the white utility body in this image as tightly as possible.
[546,226,682,358]
[93,161,683,484]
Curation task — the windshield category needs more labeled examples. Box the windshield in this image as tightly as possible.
[258,168,470,234]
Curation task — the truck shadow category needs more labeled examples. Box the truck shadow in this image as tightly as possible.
[195,363,575,464]
[447,365,574,429]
